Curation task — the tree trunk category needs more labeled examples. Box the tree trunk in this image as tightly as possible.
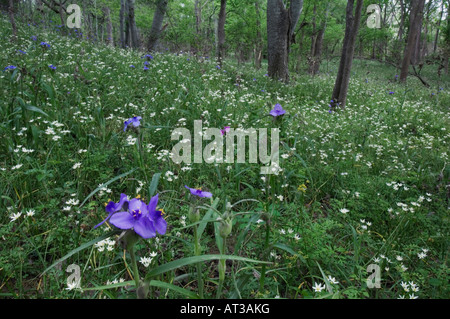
[312,20,326,75]
[398,0,405,42]
[309,3,328,76]
[147,0,169,52]
[217,0,227,67]
[120,0,126,48]
[330,0,363,109]
[434,1,444,53]
[310,3,317,59]
[104,6,113,46]
[400,0,425,83]
[195,0,202,36]
[255,0,263,69]
[127,0,140,49]
[8,0,16,42]
[267,0,303,83]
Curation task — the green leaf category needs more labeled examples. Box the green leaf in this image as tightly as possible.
[145,255,271,280]
[148,172,161,198]
[82,280,134,291]
[41,230,120,275]
[148,280,199,299]
[316,261,333,294]
[82,280,200,299]
[78,167,137,209]
[197,197,220,238]
[24,105,49,117]
[272,243,307,264]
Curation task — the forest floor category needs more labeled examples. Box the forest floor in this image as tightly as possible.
[0,18,449,299]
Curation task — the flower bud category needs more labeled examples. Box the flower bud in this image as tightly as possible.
[188,207,200,223]
[219,218,232,238]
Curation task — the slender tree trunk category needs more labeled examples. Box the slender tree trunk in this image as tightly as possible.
[400,0,425,82]
[195,0,202,36]
[309,3,317,59]
[288,0,303,43]
[434,1,444,53]
[398,0,405,42]
[330,0,363,109]
[8,0,16,42]
[217,0,227,67]
[255,0,263,69]
[309,3,328,76]
[104,6,113,46]
[312,19,326,75]
[147,0,169,52]
[127,0,139,49]
[267,0,303,83]
[120,0,126,48]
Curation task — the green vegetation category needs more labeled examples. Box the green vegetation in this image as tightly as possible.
[0,12,449,299]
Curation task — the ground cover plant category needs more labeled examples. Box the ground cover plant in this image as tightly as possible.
[0,2,449,300]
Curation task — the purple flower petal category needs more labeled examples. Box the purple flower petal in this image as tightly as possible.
[147,193,159,213]
[94,211,114,229]
[133,217,156,238]
[185,185,212,198]
[110,211,135,229]
[149,210,167,235]
[128,198,147,214]
[269,104,286,117]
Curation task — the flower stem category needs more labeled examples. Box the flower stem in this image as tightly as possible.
[193,226,204,298]
[129,246,140,290]
[259,222,270,293]
[216,237,226,299]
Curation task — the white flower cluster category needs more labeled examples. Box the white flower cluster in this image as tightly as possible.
[95,238,115,252]
[398,281,420,299]
[139,251,157,268]
[9,208,35,222]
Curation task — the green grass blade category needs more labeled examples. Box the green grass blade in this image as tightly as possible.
[41,230,120,275]
[197,197,220,238]
[145,254,271,280]
[78,167,137,209]
[148,172,162,197]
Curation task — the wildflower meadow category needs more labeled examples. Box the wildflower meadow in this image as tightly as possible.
[0,0,449,305]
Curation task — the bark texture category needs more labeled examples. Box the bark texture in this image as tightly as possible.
[148,0,169,52]
[330,0,363,108]
[400,0,426,82]
[267,0,303,83]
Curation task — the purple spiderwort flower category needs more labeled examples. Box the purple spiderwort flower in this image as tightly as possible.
[220,126,231,135]
[40,42,50,48]
[185,185,212,198]
[389,91,395,95]
[143,66,149,71]
[4,65,17,71]
[48,64,56,70]
[269,103,286,117]
[94,193,129,229]
[147,193,167,235]
[123,116,142,132]
[109,194,166,239]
